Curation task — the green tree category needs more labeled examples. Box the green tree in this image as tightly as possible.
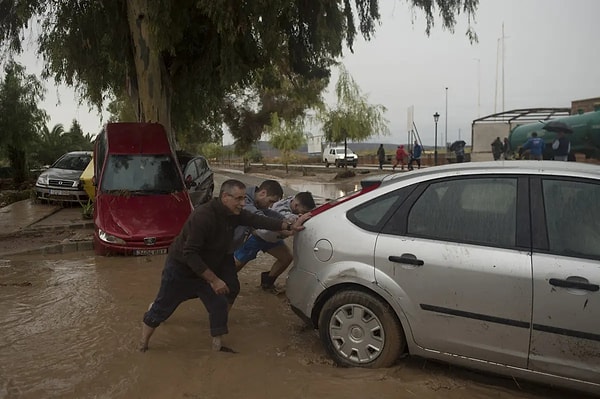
[176,120,223,154]
[107,91,138,124]
[0,60,47,183]
[32,120,94,168]
[200,142,223,161]
[0,1,477,147]
[267,113,306,173]
[64,119,94,151]
[223,64,328,156]
[35,123,66,166]
[321,65,389,168]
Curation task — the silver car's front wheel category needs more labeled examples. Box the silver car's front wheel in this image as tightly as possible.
[318,290,405,368]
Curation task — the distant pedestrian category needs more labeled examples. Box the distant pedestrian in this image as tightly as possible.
[552,130,571,161]
[408,141,422,170]
[491,137,503,161]
[376,144,385,170]
[454,142,466,163]
[503,137,512,160]
[392,145,408,171]
[519,132,545,160]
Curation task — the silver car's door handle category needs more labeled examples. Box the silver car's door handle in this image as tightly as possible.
[388,255,424,266]
[549,278,599,292]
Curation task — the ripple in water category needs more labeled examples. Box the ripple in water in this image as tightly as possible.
[0,256,123,398]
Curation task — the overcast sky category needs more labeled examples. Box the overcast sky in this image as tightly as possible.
[17,0,600,147]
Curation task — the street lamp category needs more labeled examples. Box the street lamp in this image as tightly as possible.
[433,112,440,165]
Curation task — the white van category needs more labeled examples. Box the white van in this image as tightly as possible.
[322,146,358,168]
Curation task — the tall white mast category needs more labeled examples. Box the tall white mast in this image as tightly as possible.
[502,22,505,112]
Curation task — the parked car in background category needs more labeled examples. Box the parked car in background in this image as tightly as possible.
[287,161,600,395]
[35,151,92,204]
[323,145,358,168]
[93,123,193,256]
[176,150,215,207]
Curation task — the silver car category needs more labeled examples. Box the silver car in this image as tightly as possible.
[287,161,600,394]
[35,151,92,204]
[176,151,215,207]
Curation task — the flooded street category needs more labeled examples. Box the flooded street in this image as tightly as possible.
[0,250,586,399]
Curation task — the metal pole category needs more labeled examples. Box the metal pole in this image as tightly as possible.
[494,38,499,114]
[473,58,481,117]
[434,122,438,166]
[433,112,439,166]
[478,61,481,117]
[445,87,448,152]
[502,22,505,113]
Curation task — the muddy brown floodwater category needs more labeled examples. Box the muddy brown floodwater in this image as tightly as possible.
[0,247,590,399]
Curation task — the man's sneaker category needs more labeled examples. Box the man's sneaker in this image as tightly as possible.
[260,272,276,290]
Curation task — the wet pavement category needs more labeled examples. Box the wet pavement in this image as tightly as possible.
[0,201,93,257]
[0,195,95,236]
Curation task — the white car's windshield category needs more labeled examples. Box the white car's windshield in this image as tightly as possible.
[53,154,91,171]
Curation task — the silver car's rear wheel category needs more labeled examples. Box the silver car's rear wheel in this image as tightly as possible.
[318,290,404,368]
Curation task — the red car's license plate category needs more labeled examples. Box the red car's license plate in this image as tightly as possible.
[134,248,167,256]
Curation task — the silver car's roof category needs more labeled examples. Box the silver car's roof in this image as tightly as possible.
[377,161,600,187]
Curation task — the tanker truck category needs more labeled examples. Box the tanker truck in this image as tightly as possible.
[509,108,600,160]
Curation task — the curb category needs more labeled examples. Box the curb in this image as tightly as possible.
[6,240,95,256]
[0,220,94,239]
[23,221,95,234]
[2,223,95,257]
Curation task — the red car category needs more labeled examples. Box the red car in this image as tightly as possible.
[92,123,193,256]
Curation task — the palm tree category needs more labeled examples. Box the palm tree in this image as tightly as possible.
[36,124,66,166]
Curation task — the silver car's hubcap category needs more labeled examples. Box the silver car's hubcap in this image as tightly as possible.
[328,303,385,364]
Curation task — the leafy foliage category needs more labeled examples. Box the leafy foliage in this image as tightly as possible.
[321,65,389,146]
[33,120,93,167]
[107,91,138,124]
[200,142,223,160]
[63,120,94,151]
[223,64,328,155]
[244,146,263,163]
[267,113,306,173]
[34,123,65,166]
[0,60,47,182]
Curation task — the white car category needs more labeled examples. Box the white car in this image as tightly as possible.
[323,146,358,168]
[287,161,600,395]
[35,151,92,203]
